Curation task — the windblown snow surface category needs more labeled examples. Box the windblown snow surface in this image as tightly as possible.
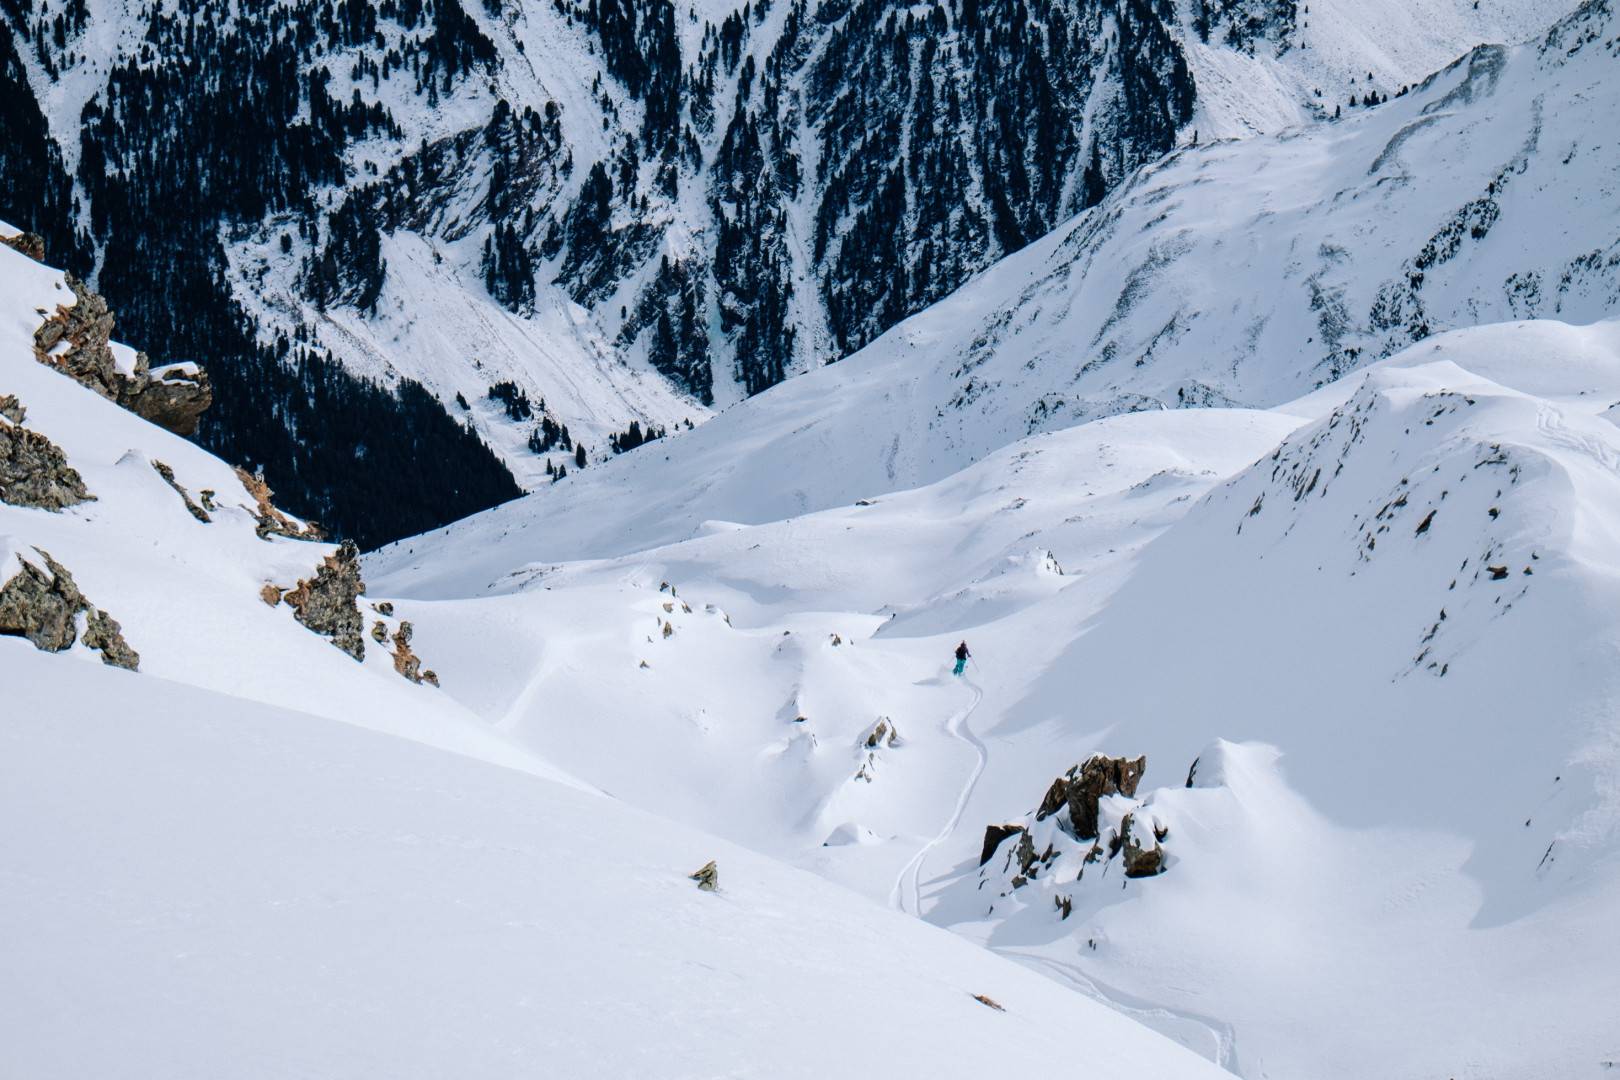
[363,10,1620,1076]
[0,234,1230,1077]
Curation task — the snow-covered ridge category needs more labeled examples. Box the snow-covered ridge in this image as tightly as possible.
[369,0,1619,583]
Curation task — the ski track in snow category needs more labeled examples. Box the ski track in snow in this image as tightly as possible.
[889,678,987,917]
[1002,949,1242,1075]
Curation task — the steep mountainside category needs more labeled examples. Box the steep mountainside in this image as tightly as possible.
[0,0,1563,538]
[368,0,1619,579]
[0,215,1236,1080]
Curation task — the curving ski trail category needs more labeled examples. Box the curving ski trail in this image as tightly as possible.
[888,679,987,917]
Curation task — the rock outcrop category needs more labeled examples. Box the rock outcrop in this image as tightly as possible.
[689,860,719,892]
[151,460,210,523]
[390,620,423,683]
[281,541,366,660]
[0,395,24,424]
[977,751,1169,911]
[32,274,211,437]
[235,466,323,541]
[0,232,46,262]
[864,716,900,749]
[1036,754,1148,840]
[1119,813,1167,878]
[980,823,1026,867]
[0,549,139,669]
[0,415,94,510]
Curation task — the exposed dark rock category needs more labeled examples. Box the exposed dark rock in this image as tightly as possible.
[0,232,47,262]
[83,607,140,671]
[32,274,211,436]
[1120,813,1166,878]
[0,548,138,668]
[120,367,213,438]
[282,541,366,660]
[371,620,388,643]
[980,823,1026,866]
[0,418,94,510]
[1037,754,1148,839]
[1015,830,1039,875]
[0,550,82,651]
[151,460,210,523]
[0,395,24,423]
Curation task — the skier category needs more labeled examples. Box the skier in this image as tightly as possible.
[953,641,971,676]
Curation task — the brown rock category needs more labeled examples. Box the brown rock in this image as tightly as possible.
[260,583,283,607]
[391,619,423,683]
[1119,813,1165,878]
[234,466,324,541]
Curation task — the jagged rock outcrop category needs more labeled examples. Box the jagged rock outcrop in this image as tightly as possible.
[980,823,1026,867]
[234,466,324,541]
[82,607,140,670]
[1036,754,1148,840]
[0,548,138,668]
[978,750,1169,909]
[32,274,212,437]
[389,619,433,685]
[0,415,94,510]
[0,395,25,424]
[281,541,366,660]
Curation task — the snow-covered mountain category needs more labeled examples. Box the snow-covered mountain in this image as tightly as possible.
[0,0,1566,542]
[369,317,1620,1077]
[371,0,1620,578]
[344,8,1620,1074]
[0,220,1243,1078]
[8,0,1620,1074]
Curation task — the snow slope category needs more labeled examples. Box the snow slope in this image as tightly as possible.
[372,314,1620,1076]
[0,225,1232,1077]
[1,652,1233,1079]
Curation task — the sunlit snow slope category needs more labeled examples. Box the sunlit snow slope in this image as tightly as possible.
[374,313,1620,1078]
[0,231,1233,1077]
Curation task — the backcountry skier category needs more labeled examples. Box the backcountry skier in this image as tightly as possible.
[953,641,970,676]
